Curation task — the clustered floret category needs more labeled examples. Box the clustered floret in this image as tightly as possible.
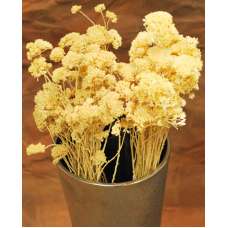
[129,11,203,96]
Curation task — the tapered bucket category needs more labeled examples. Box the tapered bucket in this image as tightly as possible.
[57,140,170,227]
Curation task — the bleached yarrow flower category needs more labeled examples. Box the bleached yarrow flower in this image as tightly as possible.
[50,47,65,62]
[143,11,180,47]
[51,145,69,164]
[126,71,186,129]
[129,31,154,60]
[111,121,121,136]
[86,25,111,47]
[92,150,106,166]
[62,51,82,69]
[130,11,203,96]
[26,39,53,60]
[58,32,81,48]
[71,5,82,14]
[52,67,68,83]
[108,29,122,49]
[94,4,106,13]
[33,82,63,130]
[26,143,46,155]
[106,10,117,23]
[28,57,52,78]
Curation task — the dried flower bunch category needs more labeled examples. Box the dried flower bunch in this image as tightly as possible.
[26,3,202,183]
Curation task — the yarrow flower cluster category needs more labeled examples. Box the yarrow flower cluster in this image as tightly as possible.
[26,4,202,183]
[71,5,82,14]
[94,4,106,13]
[130,11,203,96]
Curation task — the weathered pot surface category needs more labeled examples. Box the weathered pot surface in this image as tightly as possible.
[57,140,170,227]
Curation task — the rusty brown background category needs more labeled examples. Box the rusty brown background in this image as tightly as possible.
[22,0,205,226]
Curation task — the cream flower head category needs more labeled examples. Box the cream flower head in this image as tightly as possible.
[50,47,65,62]
[28,57,52,78]
[106,10,117,23]
[71,5,82,14]
[26,143,46,155]
[94,4,106,13]
[143,11,180,47]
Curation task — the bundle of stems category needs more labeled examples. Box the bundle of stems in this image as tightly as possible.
[130,127,168,180]
[58,126,168,183]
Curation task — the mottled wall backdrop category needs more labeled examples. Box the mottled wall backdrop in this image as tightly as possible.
[23,0,205,226]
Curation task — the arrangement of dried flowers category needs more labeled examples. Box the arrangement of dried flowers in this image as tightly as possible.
[25,3,202,183]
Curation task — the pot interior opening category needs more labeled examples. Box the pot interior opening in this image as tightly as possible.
[59,138,168,184]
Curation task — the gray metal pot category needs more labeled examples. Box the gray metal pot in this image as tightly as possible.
[57,140,170,227]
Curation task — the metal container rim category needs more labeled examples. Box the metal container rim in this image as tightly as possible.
[57,138,170,187]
